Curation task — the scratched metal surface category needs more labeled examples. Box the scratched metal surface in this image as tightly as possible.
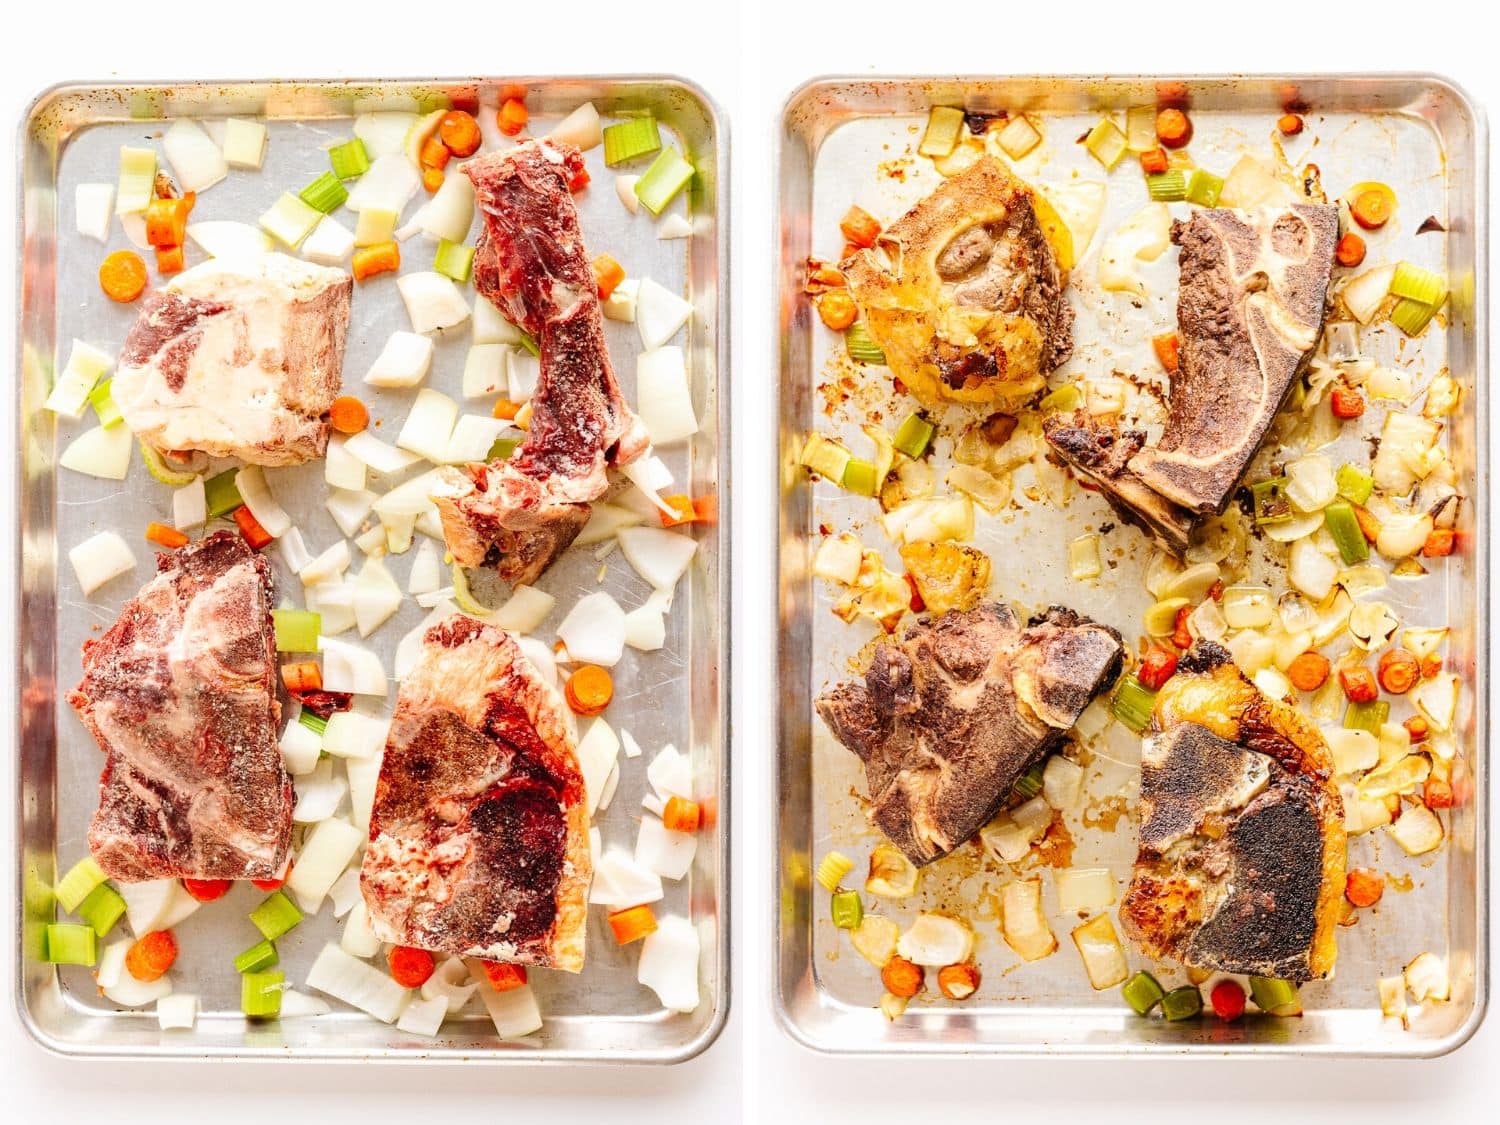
[15,77,728,1062]
[775,75,1486,1056]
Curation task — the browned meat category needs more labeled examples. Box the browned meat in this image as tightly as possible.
[1129,205,1339,514]
[843,156,1073,408]
[359,615,590,972]
[1120,643,1345,981]
[113,253,352,466]
[432,141,649,585]
[67,532,290,881]
[816,602,1123,866]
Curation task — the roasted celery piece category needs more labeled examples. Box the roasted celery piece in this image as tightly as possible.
[918,107,966,159]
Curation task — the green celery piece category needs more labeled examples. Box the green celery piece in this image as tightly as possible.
[1161,986,1203,1021]
[299,171,349,215]
[55,857,107,913]
[517,331,540,358]
[893,413,935,460]
[1111,677,1157,733]
[204,469,243,518]
[844,322,887,365]
[1344,700,1390,735]
[840,458,879,497]
[1012,759,1046,801]
[602,116,662,167]
[234,939,279,974]
[1336,463,1375,505]
[89,379,123,428]
[328,137,371,181]
[241,969,285,1018]
[1390,261,1447,306]
[830,889,863,930]
[77,883,126,937]
[1039,384,1083,413]
[1146,171,1187,202]
[249,891,302,941]
[918,107,965,159]
[1185,169,1224,207]
[259,191,323,249]
[433,239,475,283]
[271,609,321,653]
[634,147,695,216]
[1324,501,1369,564]
[800,434,852,482]
[46,922,97,966]
[1251,477,1293,525]
[487,436,520,462]
[1122,970,1165,1015]
[297,709,328,736]
[1390,296,1438,337]
[1084,119,1128,170]
[1249,976,1299,1012]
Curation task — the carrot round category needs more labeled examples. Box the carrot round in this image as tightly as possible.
[498,98,529,138]
[1277,113,1305,136]
[492,398,521,421]
[99,250,148,302]
[1376,649,1420,695]
[662,796,701,834]
[1335,232,1367,268]
[1287,651,1330,692]
[387,945,436,988]
[1351,188,1393,230]
[608,905,658,946]
[565,665,613,716]
[438,111,482,157]
[421,166,445,193]
[1344,868,1384,908]
[880,955,923,998]
[1155,108,1192,149]
[125,930,178,982]
[816,290,857,330]
[329,396,369,434]
[481,961,528,992]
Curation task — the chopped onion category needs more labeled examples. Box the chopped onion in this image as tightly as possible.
[471,298,521,345]
[1056,867,1116,914]
[1284,455,1337,513]
[60,422,133,480]
[106,965,174,1008]
[1289,538,1339,600]
[279,989,333,1019]
[163,119,227,193]
[306,580,356,636]
[346,753,383,832]
[1379,976,1409,1023]
[574,503,645,547]
[75,183,115,242]
[1341,264,1396,324]
[422,956,477,1009]
[302,216,355,266]
[1368,364,1415,403]
[1071,914,1129,990]
[414,173,475,243]
[1376,511,1434,560]
[623,595,669,651]
[1373,412,1441,493]
[340,900,384,959]
[353,555,403,636]
[279,717,323,776]
[69,531,136,595]
[556,591,627,666]
[636,346,698,445]
[1414,673,1460,732]
[156,993,198,1031]
[548,102,602,151]
[812,533,863,585]
[1348,601,1400,650]
[322,709,390,759]
[507,349,541,402]
[1042,755,1085,809]
[325,435,367,492]
[636,915,700,1013]
[656,214,692,240]
[300,540,352,587]
[325,488,378,538]
[590,845,665,907]
[467,963,544,1038]
[1000,878,1057,961]
[345,152,420,214]
[118,878,199,937]
[221,118,267,169]
[461,343,509,398]
[308,942,410,1022]
[615,175,642,213]
[364,330,435,389]
[186,220,273,259]
[621,729,644,759]
[46,339,113,418]
[618,526,698,591]
[396,994,447,1037]
[636,815,696,880]
[408,539,440,595]
[647,743,692,800]
[318,634,388,696]
[292,758,347,823]
[354,112,419,158]
[897,913,974,966]
[396,389,460,463]
[286,817,363,910]
[490,584,556,634]
[576,718,621,816]
[235,465,290,538]
[603,278,639,323]
[1098,203,1171,297]
[1219,153,1294,209]
[635,277,693,350]
[1389,802,1444,856]
[1405,952,1451,1002]
[444,415,511,464]
[1326,727,1380,775]
[397,272,471,334]
[277,528,313,575]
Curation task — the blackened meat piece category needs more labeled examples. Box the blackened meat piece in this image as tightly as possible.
[68,532,291,881]
[816,601,1123,866]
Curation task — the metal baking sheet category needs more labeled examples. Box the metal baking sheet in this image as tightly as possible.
[15,76,729,1062]
[775,74,1486,1057]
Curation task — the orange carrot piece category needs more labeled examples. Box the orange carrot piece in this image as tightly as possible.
[155,245,185,275]
[592,253,626,300]
[1287,651,1331,692]
[1351,188,1393,231]
[280,661,322,694]
[329,396,369,435]
[387,945,436,988]
[233,506,273,550]
[692,494,718,524]
[608,905,658,946]
[438,111,482,157]
[1152,332,1180,373]
[251,871,287,892]
[1338,665,1378,704]
[1155,108,1192,148]
[816,290,857,330]
[125,930,178,982]
[482,961,528,992]
[839,206,881,249]
[564,665,613,717]
[421,166,445,193]
[1330,386,1365,419]
[662,796,701,834]
[99,250,148,302]
[1376,649,1420,695]
[352,242,400,282]
[498,98,529,138]
[881,956,923,998]
[1335,232,1367,268]
[419,134,451,171]
[145,196,191,248]
[1423,777,1455,809]
[1352,503,1382,543]
[145,522,189,549]
[492,398,521,421]
[181,878,231,902]
[1345,868,1384,908]
[1139,147,1169,175]
[1278,113,1305,136]
[1422,528,1456,557]
[658,494,698,528]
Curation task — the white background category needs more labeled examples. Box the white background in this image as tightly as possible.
[2,2,1495,1121]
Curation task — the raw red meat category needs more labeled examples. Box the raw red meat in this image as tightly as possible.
[431,140,648,585]
[67,532,291,881]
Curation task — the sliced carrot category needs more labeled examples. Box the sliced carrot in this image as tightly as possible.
[145,196,191,248]
[1352,503,1382,543]
[492,398,522,421]
[1139,147,1169,175]
[125,930,178,982]
[438,110,482,157]
[329,396,369,435]
[1422,527,1456,557]
[699,795,719,830]
[564,665,613,717]
[155,245,185,275]
[839,206,881,249]
[1155,108,1192,148]
[1171,605,1193,651]
[1376,649,1420,695]
[608,905,658,946]
[387,945,436,988]
[1287,651,1331,692]
[352,241,400,282]
[816,290,857,330]
[662,796,701,834]
[591,253,626,300]
[1151,332,1180,373]
[804,259,846,293]
[281,660,322,694]
[99,250,148,302]
[1335,231,1367,268]
[145,522,189,549]
[1351,188,1393,231]
[1277,113,1305,136]
[1338,665,1378,704]
[1423,777,1455,809]
[181,878,231,902]
[1330,386,1365,419]
[481,961,528,992]
[251,868,287,892]
[1345,868,1384,908]
[419,134,451,171]
[658,494,698,528]
[498,98,529,138]
[880,956,923,998]
[1404,715,1430,742]
[421,166,445,193]
[233,505,273,550]
[1420,653,1443,679]
[692,494,718,524]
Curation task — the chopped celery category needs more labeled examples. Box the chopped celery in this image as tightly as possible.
[234,939,279,974]
[328,137,371,181]
[1251,477,1293,525]
[299,171,349,215]
[433,239,474,283]
[1161,986,1203,1021]
[1336,463,1375,505]
[1125,106,1157,152]
[204,469,243,518]
[1122,970,1165,1015]
[116,146,157,215]
[1084,119,1128,170]
[77,883,126,937]
[815,852,854,893]
[1249,976,1299,1012]
[1390,261,1447,307]
[633,147,695,215]
[1112,677,1157,733]
[830,889,864,930]
[241,969,285,1019]
[88,380,123,428]
[845,322,887,365]
[1146,171,1187,202]
[271,609,321,653]
[1012,759,1046,801]
[1390,296,1438,337]
[46,923,97,966]
[602,116,662,166]
[1185,169,1224,207]
[893,413,935,460]
[487,436,520,462]
[1039,383,1083,413]
[1345,700,1390,735]
[996,115,1041,160]
[55,857,106,913]
[1069,534,1103,581]
[800,434,852,482]
[297,709,328,736]
[918,106,966,159]
[249,891,302,941]
[841,458,880,497]
[517,330,540,357]
[1324,501,1369,564]
[258,192,323,249]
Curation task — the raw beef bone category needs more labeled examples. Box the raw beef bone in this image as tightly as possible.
[68,532,291,881]
[360,615,591,971]
[816,602,1123,866]
[113,252,352,466]
[431,140,649,586]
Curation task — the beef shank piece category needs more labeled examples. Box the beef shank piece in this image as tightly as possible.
[816,601,1123,866]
